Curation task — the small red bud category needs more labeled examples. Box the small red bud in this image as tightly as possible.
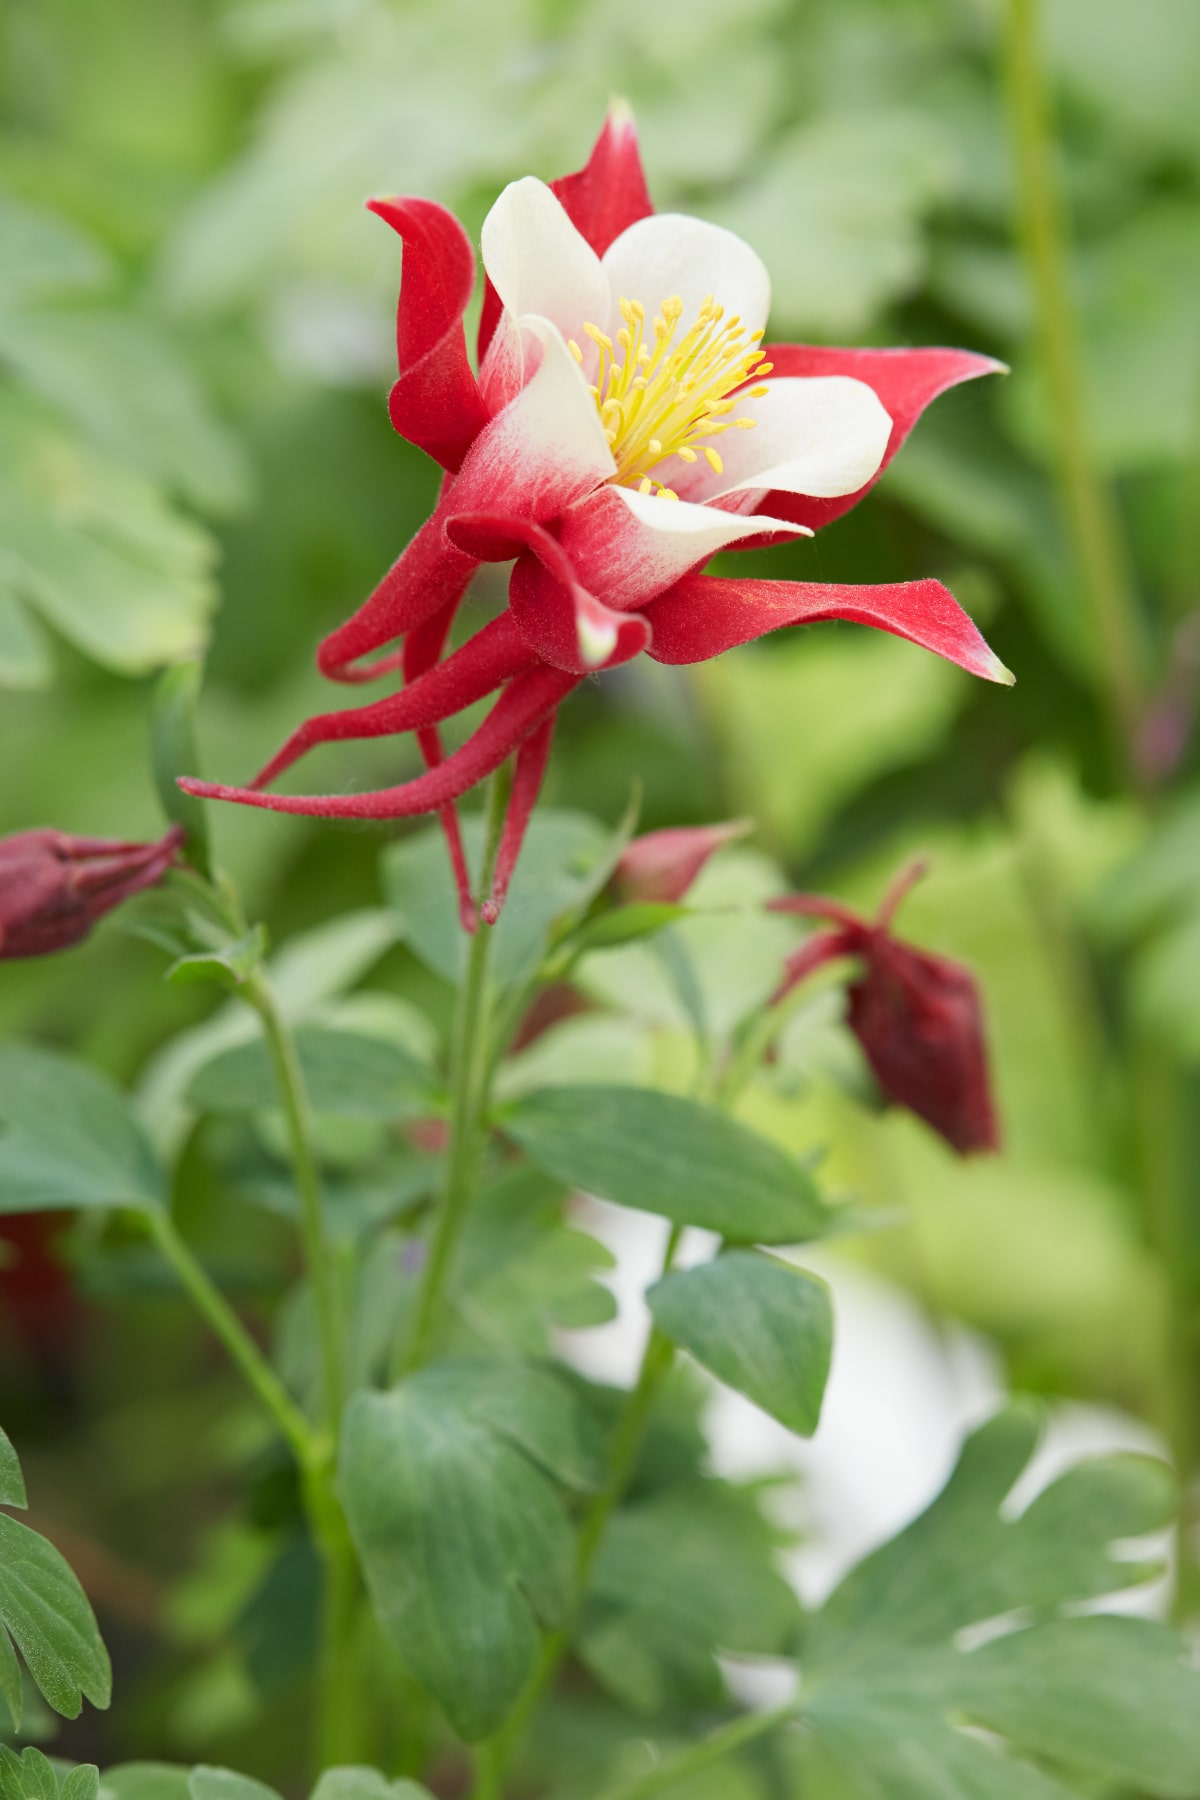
[768,859,1000,1156]
[0,827,181,960]
[615,819,751,905]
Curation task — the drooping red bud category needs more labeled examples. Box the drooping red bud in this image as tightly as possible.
[615,820,752,905]
[0,827,181,960]
[768,860,1000,1155]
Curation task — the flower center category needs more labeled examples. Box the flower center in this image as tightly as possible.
[567,295,773,500]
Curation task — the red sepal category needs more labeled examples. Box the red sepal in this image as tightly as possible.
[368,196,490,472]
[317,501,479,684]
[253,614,536,790]
[481,712,557,925]
[180,666,580,821]
[642,572,1013,685]
[744,346,1006,536]
[403,604,478,933]
[0,828,180,960]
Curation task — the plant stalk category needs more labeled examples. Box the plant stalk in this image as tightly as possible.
[475,1224,684,1799]
[247,974,345,1435]
[143,1207,317,1466]
[400,766,511,1374]
[1001,0,1145,768]
[244,970,363,1767]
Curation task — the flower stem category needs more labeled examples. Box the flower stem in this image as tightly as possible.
[400,766,512,1375]
[1001,0,1145,768]
[246,974,345,1435]
[590,1701,799,1800]
[142,1207,317,1467]
[243,969,363,1768]
[474,1224,684,1800]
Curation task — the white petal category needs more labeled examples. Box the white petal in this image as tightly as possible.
[601,212,770,341]
[481,177,611,347]
[452,318,615,520]
[687,376,893,503]
[560,484,809,612]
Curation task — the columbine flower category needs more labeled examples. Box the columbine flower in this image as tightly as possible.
[180,106,1012,925]
[0,827,180,959]
[615,820,751,905]
[768,861,1000,1155]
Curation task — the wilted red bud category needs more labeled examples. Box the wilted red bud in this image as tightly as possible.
[768,860,1000,1156]
[0,827,181,960]
[615,819,751,905]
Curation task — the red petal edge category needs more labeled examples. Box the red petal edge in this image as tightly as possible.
[746,346,1006,536]
[642,572,1014,686]
[179,667,580,821]
[369,196,490,473]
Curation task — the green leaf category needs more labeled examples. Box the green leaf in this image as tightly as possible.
[647,1252,832,1435]
[0,1430,26,1511]
[187,1774,281,1800]
[341,1379,574,1740]
[581,1480,802,1715]
[309,1769,433,1800]
[151,662,211,876]
[796,1404,1198,1798]
[0,307,251,515]
[408,1360,604,1492]
[98,1765,191,1800]
[385,809,610,987]
[564,903,690,957]
[0,1748,59,1800]
[0,392,217,677]
[186,1025,436,1120]
[61,1770,100,1800]
[450,1165,617,1353]
[0,190,112,307]
[0,1511,112,1724]
[0,587,51,691]
[166,926,267,991]
[504,1086,832,1245]
[0,1045,164,1215]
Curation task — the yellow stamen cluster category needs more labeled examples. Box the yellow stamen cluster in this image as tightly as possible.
[567,294,772,500]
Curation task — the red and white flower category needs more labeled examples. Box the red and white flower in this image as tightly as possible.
[182,106,1011,926]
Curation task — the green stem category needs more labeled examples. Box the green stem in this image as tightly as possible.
[1002,0,1145,766]
[475,1226,684,1798]
[244,970,365,1766]
[1131,1033,1200,1620]
[590,1701,799,1800]
[718,979,816,1109]
[400,767,511,1375]
[143,1207,317,1466]
[246,974,345,1435]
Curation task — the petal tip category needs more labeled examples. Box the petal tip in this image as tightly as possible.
[985,653,1017,687]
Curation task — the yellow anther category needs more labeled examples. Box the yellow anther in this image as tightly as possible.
[747,385,770,398]
[567,338,583,364]
[580,286,764,495]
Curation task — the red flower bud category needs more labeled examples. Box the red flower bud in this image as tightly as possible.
[615,820,751,905]
[0,827,181,960]
[768,860,1000,1156]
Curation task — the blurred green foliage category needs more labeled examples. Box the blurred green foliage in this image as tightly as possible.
[3,0,1200,1787]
